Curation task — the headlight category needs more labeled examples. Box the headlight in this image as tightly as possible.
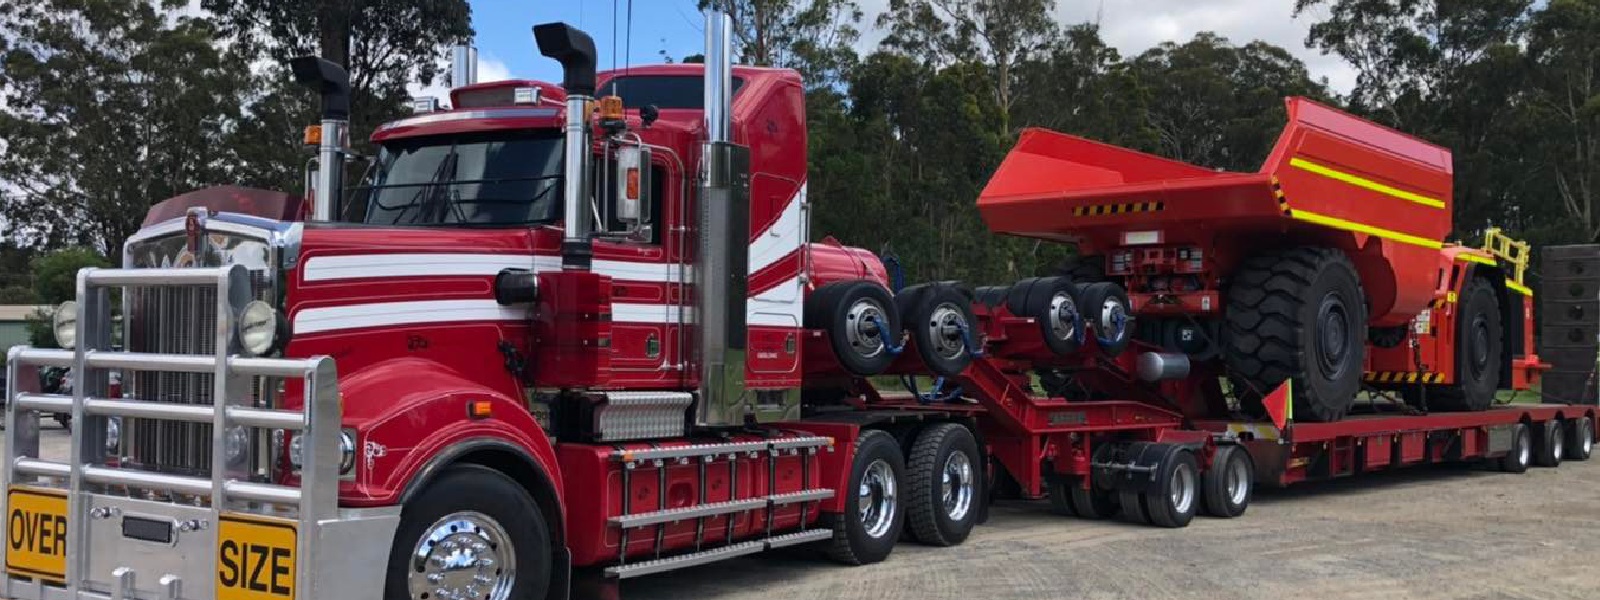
[52,301,77,349]
[287,429,357,475]
[237,300,281,356]
[223,426,250,466]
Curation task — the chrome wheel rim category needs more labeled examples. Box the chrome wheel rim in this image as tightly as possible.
[858,459,898,538]
[1225,456,1250,506]
[846,299,888,358]
[1170,463,1196,515]
[1583,424,1593,456]
[927,304,968,359]
[1552,427,1565,462]
[408,511,516,600]
[1047,292,1078,341]
[941,451,974,522]
[1518,430,1532,466]
[1099,297,1128,343]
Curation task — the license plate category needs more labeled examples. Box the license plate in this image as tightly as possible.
[5,486,68,582]
[217,513,297,600]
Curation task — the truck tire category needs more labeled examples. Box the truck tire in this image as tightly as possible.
[973,285,1010,309]
[806,281,900,376]
[1534,419,1565,468]
[1057,254,1105,282]
[1023,276,1085,355]
[385,465,550,600]
[1066,482,1119,519]
[1567,416,1594,461]
[1143,450,1199,528]
[1428,277,1502,412]
[1119,489,1150,524]
[1075,282,1131,357]
[1225,247,1367,422]
[1200,446,1253,518]
[1498,423,1532,473]
[906,286,977,377]
[827,430,906,565]
[906,423,981,546]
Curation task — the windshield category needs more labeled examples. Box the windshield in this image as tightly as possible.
[597,75,745,109]
[344,132,563,226]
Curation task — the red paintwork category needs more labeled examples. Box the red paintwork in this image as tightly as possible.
[142,186,304,226]
[449,79,568,108]
[978,97,1452,325]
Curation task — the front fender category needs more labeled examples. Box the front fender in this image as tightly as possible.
[333,356,562,513]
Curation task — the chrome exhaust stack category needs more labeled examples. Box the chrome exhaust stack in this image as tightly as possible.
[534,23,599,270]
[694,10,753,426]
[290,57,351,221]
[450,42,478,88]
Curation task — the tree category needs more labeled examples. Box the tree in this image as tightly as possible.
[700,0,865,89]
[0,0,253,257]
[1522,0,1600,241]
[31,247,110,304]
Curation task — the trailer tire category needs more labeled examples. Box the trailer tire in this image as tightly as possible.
[807,281,900,376]
[1143,450,1200,528]
[1567,417,1594,461]
[385,465,550,600]
[906,423,981,546]
[1023,276,1085,355]
[1498,423,1532,473]
[907,286,977,378]
[1075,282,1132,357]
[1047,479,1078,516]
[1064,481,1119,519]
[827,430,906,565]
[974,285,1011,309]
[1057,255,1106,282]
[1427,277,1503,412]
[1200,446,1253,518]
[1119,489,1150,524]
[1225,247,1366,422]
[1534,419,1565,468]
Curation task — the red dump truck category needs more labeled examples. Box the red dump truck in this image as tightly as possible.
[1,10,1592,600]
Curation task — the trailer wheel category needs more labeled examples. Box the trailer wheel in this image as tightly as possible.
[1224,247,1367,422]
[1567,417,1594,461]
[1118,489,1150,524]
[907,286,977,377]
[1023,276,1085,355]
[385,465,550,600]
[1200,446,1253,518]
[1534,419,1565,468]
[1429,277,1502,412]
[807,281,901,376]
[906,423,981,546]
[1075,282,1132,357]
[974,285,1011,309]
[1498,423,1532,473]
[827,430,906,565]
[1049,478,1118,519]
[1143,450,1200,528]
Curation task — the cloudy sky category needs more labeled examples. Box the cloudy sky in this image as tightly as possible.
[441,0,1355,98]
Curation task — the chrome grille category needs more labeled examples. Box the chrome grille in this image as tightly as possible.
[122,225,277,475]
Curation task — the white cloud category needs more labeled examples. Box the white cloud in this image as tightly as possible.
[407,52,514,107]
[854,0,1357,94]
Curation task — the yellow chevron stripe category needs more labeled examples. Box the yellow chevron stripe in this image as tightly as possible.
[1454,253,1497,266]
[1505,279,1532,297]
[1289,209,1444,249]
[1290,157,1447,209]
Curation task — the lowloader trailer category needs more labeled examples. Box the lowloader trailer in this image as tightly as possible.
[2,9,1594,600]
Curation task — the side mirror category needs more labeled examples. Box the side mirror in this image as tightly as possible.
[614,144,652,228]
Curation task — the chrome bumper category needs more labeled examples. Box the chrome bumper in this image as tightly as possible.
[3,266,397,600]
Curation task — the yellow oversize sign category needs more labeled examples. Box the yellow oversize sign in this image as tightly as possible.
[5,486,68,582]
[216,513,298,600]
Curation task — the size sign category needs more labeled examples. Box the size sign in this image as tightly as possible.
[216,513,297,600]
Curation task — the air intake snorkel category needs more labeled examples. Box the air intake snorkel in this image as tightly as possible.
[533,23,599,270]
[290,56,351,221]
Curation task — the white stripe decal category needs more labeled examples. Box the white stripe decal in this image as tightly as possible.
[294,300,693,334]
[748,183,804,275]
[748,276,803,327]
[303,253,692,284]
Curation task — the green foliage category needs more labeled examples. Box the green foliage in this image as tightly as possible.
[0,286,38,304]
[31,247,109,304]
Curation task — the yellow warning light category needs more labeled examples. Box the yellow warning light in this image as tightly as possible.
[469,400,493,419]
[303,125,322,146]
[599,95,625,121]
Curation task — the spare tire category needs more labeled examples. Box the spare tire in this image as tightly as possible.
[973,285,1010,309]
[1075,282,1132,357]
[806,280,901,376]
[1022,276,1084,355]
[906,284,977,377]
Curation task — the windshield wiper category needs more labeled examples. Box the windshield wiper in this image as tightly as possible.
[401,144,461,225]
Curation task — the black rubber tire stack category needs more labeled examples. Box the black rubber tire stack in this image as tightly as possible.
[1224,247,1368,423]
[806,280,901,376]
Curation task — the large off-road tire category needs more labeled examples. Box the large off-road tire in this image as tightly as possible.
[827,430,906,565]
[906,423,982,546]
[1224,247,1368,422]
[806,280,901,376]
[1428,277,1503,412]
[385,465,551,600]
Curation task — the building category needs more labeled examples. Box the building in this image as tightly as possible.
[0,304,49,357]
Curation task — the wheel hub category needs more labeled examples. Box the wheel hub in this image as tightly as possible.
[846,300,888,358]
[857,459,897,538]
[1316,292,1352,379]
[408,512,516,600]
[1226,457,1249,506]
[941,452,974,521]
[1047,292,1079,342]
[928,304,969,359]
[1169,463,1196,515]
[1099,298,1127,343]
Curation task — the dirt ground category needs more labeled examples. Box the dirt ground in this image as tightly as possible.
[14,425,1600,600]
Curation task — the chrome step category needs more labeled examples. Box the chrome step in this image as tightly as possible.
[768,489,834,506]
[604,540,766,579]
[610,497,766,528]
[767,528,832,549]
[612,441,767,462]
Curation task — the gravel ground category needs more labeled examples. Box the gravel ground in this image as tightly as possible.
[12,427,1600,599]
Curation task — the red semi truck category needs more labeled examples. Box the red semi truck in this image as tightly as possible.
[2,11,1594,600]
